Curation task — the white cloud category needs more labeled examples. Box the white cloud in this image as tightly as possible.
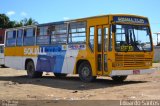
[63,17,70,20]
[6,11,16,16]
[20,12,27,17]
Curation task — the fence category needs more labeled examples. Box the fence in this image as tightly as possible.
[154,46,160,62]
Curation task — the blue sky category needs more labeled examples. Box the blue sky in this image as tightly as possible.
[0,0,160,44]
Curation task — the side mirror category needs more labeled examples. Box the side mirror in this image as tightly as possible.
[112,25,116,33]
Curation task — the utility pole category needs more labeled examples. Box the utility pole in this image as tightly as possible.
[157,34,159,45]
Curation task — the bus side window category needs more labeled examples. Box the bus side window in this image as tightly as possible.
[17,29,23,46]
[69,22,86,43]
[98,28,102,52]
[37,26,50,45]
[109,27,112,51]
[24,28,35,46]
[104,27,108,52]
[89,27,95,52]
[51,24,67,44]
[6,30,16,47]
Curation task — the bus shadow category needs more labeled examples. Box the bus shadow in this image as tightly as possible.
[0,75,147,90]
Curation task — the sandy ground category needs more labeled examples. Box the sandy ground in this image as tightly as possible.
[0,64,160,102]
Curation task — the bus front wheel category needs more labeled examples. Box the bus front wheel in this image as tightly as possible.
[111,76,128,82]
[26,61,43,78]
[78,61,96,82]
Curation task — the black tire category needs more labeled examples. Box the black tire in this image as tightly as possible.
[78,61,96,82]
[1,65,7,68]
[111,76,128,82]
[54,73,67,77]
[26,61,43,78]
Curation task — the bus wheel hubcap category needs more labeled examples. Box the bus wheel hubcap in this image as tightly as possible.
[82,67,90,77]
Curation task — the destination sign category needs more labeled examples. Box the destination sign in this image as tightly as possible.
[113,16,149,25]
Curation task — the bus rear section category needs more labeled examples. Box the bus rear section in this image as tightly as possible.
[4,14,155,82]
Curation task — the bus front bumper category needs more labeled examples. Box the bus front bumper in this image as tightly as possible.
[110,68,156,77]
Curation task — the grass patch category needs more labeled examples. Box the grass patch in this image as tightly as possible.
[153,60,159,63]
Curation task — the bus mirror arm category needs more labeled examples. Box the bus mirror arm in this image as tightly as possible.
[112,25,116,33]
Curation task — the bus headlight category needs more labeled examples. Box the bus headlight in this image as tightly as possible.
[112,62,124,67]
[145,62,152,66]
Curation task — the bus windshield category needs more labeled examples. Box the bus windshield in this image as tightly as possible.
[115,24,152,52]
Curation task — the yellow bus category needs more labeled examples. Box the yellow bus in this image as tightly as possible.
[4,14,155,82]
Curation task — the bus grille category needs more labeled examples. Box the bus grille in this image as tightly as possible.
[115,54,152,67]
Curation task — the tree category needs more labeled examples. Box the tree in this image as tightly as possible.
[14,22,23,27]
[20,18,38,26]
[0,13,38,28]
[0,14,10,28]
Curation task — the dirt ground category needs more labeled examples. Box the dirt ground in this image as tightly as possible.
[0,64,160,101]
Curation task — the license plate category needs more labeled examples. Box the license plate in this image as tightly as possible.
[133,70,140,75]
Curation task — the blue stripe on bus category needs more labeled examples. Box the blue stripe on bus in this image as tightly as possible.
[36,45,66,73]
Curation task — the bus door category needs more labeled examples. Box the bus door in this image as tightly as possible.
[96,25,109,75]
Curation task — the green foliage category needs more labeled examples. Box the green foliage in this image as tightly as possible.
[0,13,38,28]
[0,14,10,28]
[20,18,38,26]
[153,60,159,63]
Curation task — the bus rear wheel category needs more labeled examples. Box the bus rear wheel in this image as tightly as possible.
[26,61,43,78]
[111,76,128,82]
[78,61,96,82]
[54,73,67,77]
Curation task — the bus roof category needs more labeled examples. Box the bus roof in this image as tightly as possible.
[5,25,36,31]
[38,14,148,26]
[6,14,148,30]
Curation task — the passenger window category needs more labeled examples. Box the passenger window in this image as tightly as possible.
[6,30,16,46]
[104,27,108,52]
[109,27,112,51]
[26,28,35,37]
[69,22,86,43]
[98,28,102,52]
[51,24,67,44]
[37,26,50,36]
[89,27,95,52]
[24,28,35,46]
[17,29,23,46]
[37,26,50,45]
